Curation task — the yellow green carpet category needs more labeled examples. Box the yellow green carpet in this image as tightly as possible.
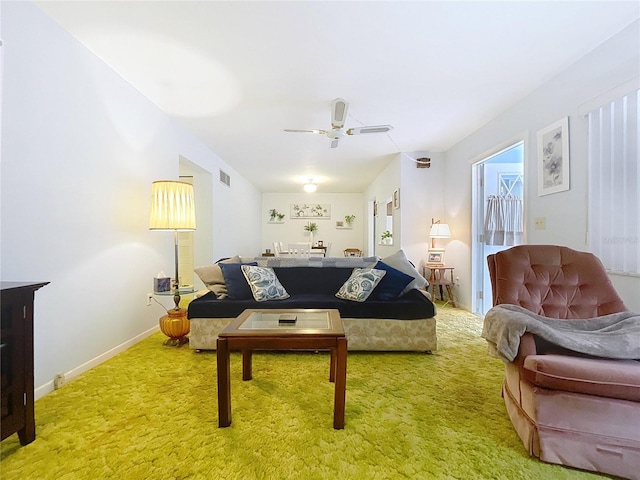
[1,305,605,479]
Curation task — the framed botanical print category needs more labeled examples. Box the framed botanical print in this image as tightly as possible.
[537,117,570,196]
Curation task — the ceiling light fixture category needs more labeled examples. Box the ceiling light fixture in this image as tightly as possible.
[303,180,317,193]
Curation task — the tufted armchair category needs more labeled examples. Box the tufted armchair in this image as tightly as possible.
[487,245,640,479]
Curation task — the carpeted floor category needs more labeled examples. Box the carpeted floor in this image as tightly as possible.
[1,305,605,479]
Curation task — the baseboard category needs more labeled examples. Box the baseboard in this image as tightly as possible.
[35,325,159,400]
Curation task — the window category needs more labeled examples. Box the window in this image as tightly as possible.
[587,89,639,274]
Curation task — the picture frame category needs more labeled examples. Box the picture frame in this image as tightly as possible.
[537,117,570,196]
[290,203,331,219]
[427,248,445,266]
[393,189,400,209]
[335,221,344,228]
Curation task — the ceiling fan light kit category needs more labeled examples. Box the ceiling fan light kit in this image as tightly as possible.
[285,97,393,149]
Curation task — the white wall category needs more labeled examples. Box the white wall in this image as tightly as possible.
[444,20,640,311]
[0,2,261,396]
[262,193,363,256]
[364,157,401,258]
[399,152,447,273]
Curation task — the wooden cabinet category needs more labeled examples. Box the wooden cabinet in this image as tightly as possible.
[1,281,48,445]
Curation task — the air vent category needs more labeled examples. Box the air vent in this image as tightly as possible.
[416,157,431,169]
[219,169,231,187]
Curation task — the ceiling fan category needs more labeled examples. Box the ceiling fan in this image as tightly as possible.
[284,98,393,148]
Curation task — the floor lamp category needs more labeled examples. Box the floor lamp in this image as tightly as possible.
[150,180,196,346]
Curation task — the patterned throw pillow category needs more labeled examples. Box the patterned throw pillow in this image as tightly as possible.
[241,265,290,302]
[335,268,387,302]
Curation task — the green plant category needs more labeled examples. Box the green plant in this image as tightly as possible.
[269,209,285,221]
[381,230,392,240]
[304,222,318,233]
[344,214,356,226]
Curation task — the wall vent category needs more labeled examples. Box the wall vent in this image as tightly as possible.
[219,169,231,187]
[416,157,431,169]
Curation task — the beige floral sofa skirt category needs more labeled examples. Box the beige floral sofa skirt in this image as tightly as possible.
[189,316,437,352]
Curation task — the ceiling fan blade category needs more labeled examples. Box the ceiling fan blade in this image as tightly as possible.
[331,98,349,129]
[284,129,326,134]
[330,138,340,148]
[346,125,393,135]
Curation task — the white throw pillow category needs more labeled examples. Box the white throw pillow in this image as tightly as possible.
[241,265,290,302]
[335,268,386,302]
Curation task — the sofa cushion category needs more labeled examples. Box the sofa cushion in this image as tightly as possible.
[188,289,436,320]
[193,255,241,298]
[381,250,428,294]
[219,262,258,300]
[523,354,640,402]
[241,265,289,302]
[370,261,415,300]
[273,267,353,295]
[336,268,386,302]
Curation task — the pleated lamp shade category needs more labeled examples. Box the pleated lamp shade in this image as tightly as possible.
[149,181,196,230]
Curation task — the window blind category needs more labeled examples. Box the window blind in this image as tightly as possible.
[587,89,640,274]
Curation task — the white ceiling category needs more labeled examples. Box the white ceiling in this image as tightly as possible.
[35,1,639,193]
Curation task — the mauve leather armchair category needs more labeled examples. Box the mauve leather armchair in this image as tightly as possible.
[487,245,640,479]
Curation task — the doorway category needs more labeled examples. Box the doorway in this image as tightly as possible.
[471,140,525,315]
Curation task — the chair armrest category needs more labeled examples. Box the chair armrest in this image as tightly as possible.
[512,332,537,366]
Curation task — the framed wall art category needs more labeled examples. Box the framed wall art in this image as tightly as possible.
[537,117,570,196]
[393,189,400,209]
[290,203,331,219]
[427,248,445,266]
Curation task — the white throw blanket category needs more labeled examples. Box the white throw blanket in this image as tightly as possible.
[482,304,640,362]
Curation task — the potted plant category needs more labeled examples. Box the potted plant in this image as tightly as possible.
[381,230,392,245]
[268,209,285,222]
[304,222,318,233]
[304,222,318,244]
[344,214,356,227]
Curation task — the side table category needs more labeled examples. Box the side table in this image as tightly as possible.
[424,266,457,308]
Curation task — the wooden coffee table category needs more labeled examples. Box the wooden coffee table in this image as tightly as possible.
[216,309,347,429]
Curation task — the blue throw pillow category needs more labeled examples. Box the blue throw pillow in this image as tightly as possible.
[370,260,415,300]
[219,262,258,300]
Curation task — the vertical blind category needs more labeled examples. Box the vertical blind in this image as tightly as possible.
[587,89,640,274]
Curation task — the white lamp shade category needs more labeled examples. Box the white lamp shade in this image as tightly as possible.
[149,181,196,230]
[429,223,451,238]
[303,182,317,193]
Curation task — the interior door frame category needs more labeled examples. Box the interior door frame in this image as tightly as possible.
[470,132,528,315]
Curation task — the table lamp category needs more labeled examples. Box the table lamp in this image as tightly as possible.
[429,218,451,248]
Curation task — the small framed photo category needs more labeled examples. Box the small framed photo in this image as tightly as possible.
[335,221,344,228]
[427,248,445,266]
[537,117,570,196]
[393,189,400,209]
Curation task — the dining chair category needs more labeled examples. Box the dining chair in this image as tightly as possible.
[343,248,362,257]
[288,243,311,257]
